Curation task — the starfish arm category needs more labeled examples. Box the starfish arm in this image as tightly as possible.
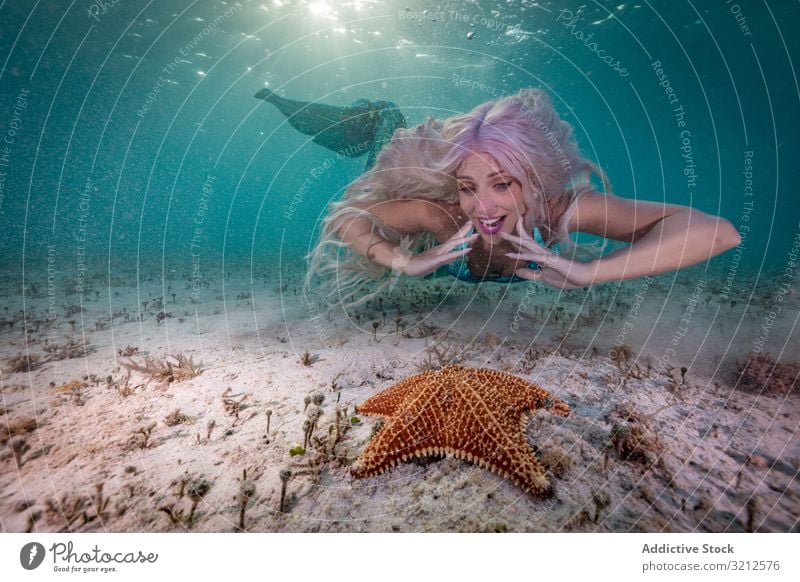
[450,384,552,494]
[460,435,551,495]
[356,370,435,417]
[484,370,570,417]
[351,415,447,478]
[353,372,452,476]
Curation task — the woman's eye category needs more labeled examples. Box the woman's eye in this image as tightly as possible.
[459,185,475,194]
[494,182,512,191]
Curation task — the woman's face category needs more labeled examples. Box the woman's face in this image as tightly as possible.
[457,152,526,245]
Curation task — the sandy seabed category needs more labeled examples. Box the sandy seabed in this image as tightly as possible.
[1,260,798,533]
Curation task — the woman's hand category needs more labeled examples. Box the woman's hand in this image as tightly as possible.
[395,222,479,277]
[500,218,592,290]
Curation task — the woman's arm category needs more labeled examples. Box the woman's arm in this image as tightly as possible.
[502,191,741,289]
[331,200,470,274]
[331,200,416,270]
[570,191,741,284]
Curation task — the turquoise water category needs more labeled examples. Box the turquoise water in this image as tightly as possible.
[0,0,798,286]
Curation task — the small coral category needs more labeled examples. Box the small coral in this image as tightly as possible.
[159,475,212,528]
[116,345,139,357]
[122,353,202,387]
[735,351,798,396]
[4,352,40,373]
[609,343,646,381]
[609,344,634,368]
[52,379,88,405]
[164,409,190,426]
[298,349,317,366]
[42,482,117,532]
[415,337,465,372]
[115,370,141,397]
[238,470,256,531]
[139,423,157,447]
[187,478,211,503]
[402,322,440,339]
[155,311,172,326]
[539,446,573,478]
[222,388,248,419]
[606,405,665,468]
[0,416,39,445]
[43,337,88,361]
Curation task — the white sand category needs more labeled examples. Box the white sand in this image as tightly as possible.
[1,261,798,532]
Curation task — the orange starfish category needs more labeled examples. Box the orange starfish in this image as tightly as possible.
[351,365,570,496]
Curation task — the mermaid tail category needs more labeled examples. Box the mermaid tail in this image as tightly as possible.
[364,100,407,170]
[255,89,406,170]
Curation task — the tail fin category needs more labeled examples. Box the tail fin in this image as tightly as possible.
[254,88,274,101]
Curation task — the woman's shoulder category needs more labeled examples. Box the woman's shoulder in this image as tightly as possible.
[393,200,464,240]
[343,198,464,238]
[542,186,597,228]
[428,202,467,240]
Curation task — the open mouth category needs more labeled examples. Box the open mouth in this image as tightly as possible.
[476,215,506,235]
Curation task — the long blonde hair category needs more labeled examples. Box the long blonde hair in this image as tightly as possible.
[305,88,611,307]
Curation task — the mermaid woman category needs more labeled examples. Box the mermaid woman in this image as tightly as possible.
[256,88,740,306]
